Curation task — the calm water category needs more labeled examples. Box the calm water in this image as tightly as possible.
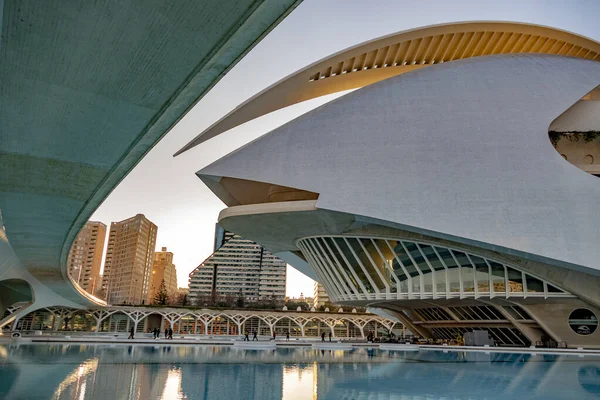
[0,343,599,399]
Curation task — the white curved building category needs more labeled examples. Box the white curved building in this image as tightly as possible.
[181,22,600,348]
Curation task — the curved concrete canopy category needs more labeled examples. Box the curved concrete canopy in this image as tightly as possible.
[0,0,300,315]
[198,54,600,278]
[177,21,600,154]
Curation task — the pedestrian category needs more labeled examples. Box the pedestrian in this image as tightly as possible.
[286,331,290,341]
[168,328,173,339]
[273,331,276,341]
[128,326,134,339]
[155,328,159,339]
[244,330,249,341]
[328,331,332,342]
[321,331,325,342]
[165,327,168,339]
[252,330,258,341]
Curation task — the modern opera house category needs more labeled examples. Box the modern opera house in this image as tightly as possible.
[179,22,600,348]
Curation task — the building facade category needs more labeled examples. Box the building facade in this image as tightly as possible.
[313,283,331,308]
[67,221,107,296]
[147,247,178,304]
[189,232,286,304]
[180,22,600,348]
[103,214,158,305]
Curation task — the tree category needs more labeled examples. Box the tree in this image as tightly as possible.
[236,289,245,308]
[153,279,169,305]
[181,294,189,307]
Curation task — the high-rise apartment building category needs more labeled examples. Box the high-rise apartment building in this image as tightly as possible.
[189,230,286,304]
[313,282,331,308]
[67,221,107,296]
[103,214,158,305]
[147,247,178,304]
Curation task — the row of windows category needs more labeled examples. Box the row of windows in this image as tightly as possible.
[298,236,570,301]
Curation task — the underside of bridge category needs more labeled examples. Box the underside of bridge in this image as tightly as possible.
[0,0,301,330]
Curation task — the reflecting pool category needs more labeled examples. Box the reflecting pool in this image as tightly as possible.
[1,344,599,399]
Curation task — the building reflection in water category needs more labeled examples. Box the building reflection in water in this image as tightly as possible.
[1,344,600,399]
[282,363,317,400]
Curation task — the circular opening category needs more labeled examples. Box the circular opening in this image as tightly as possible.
[568,308,598,336]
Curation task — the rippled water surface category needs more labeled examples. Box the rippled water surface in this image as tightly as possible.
[1,344,600,399]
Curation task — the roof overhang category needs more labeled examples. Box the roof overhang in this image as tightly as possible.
[177,20,600,154]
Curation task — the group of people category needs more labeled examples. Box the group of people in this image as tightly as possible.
[242,330,292,341]
[243,330,259,341]
[320,331,332,342]
[150,327,173,339]
[128,327,175,340]
[366,331,375,342]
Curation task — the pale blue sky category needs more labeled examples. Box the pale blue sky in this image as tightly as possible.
[92,0,600,297]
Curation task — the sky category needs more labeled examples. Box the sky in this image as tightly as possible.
[91,0,600,297]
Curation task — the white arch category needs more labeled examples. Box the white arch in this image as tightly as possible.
[176,21,600,154]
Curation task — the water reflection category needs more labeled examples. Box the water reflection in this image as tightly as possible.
[0,344,599,399]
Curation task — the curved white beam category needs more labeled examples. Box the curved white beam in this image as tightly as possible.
[177,21,600,154]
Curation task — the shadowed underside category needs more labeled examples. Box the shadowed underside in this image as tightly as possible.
[0,0,300,320]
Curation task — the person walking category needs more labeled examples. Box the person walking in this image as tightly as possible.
[321,331,325,342]
[244,330,249,341]
[286,331,290,341]
[168,328,173,339]
[165,327,169,339]
[328,331,332,342]
[273,331,276,341]
[128,327,134,339]
[252,330,258,341]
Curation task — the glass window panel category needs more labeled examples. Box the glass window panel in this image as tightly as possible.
[407,243,428,270]
[357,238,386,291]
[489,262,506,293]
[370,239,397,292]
[386,241,409,292]
[434,247,458,269]
[470,256,490,293]
[324,238,361,292]
[309,239,340,289]
[525,274,544,293]
[453,251,475,293]
[547,284,563,293]
[506,267,524,293]
[422,270,433,294]
[420,245,445,271]
[446,267,461,293]
[396,242,420,293]
[316,238,353,295]
[334,238,375,293]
